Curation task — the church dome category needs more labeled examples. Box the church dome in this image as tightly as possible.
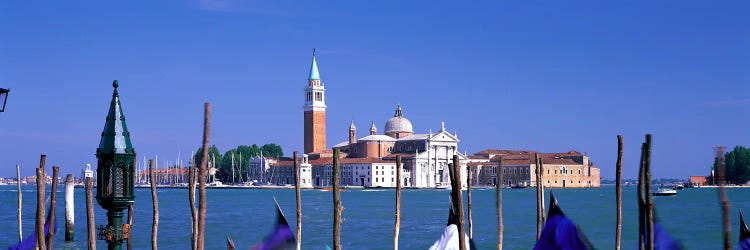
[384,105,413,133]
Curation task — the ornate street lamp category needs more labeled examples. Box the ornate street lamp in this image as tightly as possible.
[95,80,136,250]
[0,88,10,112]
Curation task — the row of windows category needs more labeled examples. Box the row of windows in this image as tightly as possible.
[374,171,395,176]
[305,92,324,102]
[373,177,394,183]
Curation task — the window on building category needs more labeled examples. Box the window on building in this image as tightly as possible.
[315,92,322,101]
[391,178,394,182]
[547,169,550,174]
[306,92,312,102]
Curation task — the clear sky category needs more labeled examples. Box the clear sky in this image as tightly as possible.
[1,1,748,179]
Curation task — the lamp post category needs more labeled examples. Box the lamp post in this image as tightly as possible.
[0,88,10,112]
[95,80,136,250]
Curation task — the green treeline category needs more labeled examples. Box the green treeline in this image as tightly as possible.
[193,143,283,183]
[712,145,750,185]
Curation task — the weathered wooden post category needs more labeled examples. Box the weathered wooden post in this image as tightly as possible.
[539,157,545,223]
[715,146,731,250]
[189,166,197,250]
[36,154,46,250]
[535,153,544,240]
[466,163,473,239]
[394,155,402,250]
[197,102,211,250]
[293,151,302,250]
[644,135,653,250]
[497,157,504,250]
[47,166,59,250]
[615,135,623,250]
[65,174,75,241]
[332,149,342,250]
[448,155,466,250]
[85,176,96,250]
[150,159,159,250]
[637,143,646,250]
[17,164,22,243]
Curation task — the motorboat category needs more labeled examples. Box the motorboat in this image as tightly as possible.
[653,188,677,196]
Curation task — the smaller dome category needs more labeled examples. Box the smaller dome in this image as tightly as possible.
[384,105,413,133]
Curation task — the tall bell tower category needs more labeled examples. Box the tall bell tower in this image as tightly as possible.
[304,49,326,153]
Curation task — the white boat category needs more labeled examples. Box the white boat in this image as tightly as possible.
[653,188,677,196]
[208,181,226,187]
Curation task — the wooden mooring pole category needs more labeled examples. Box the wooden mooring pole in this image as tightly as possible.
[65,174,75,241]
[716,146,731,250]
[466,163,473,240]
[535,153,544,240]
[47,166,59,250]
[197,102,211,250]
[293,151,302,250]
[85,176,96,250]
[448,155,467,250]
[189,166,197,250]
[394,155,402,250]
[615,135,623,250]
[644,135,654,250]
[17,164,22,243]
[497,157,504,250]
[637,142,646,250]
[36,154,46,250]
[150,159,159,250]
[332,149,342,250]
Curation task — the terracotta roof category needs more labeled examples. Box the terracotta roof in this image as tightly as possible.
[274,156,394,166]
[474,149,538,156]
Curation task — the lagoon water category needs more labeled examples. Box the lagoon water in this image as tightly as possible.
[1,185,749,249]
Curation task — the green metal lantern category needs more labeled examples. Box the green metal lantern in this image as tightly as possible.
[95,80,136,250]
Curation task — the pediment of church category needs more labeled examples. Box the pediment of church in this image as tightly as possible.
[429,130,459,142]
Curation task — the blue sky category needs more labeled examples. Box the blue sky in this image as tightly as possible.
[1,1,748,179]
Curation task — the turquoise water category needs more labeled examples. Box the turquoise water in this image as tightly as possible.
[1,186,748,249]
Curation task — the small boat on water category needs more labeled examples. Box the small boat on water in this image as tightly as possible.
[740,210,750,250]
[534,192,595,250]
[429,200,475,250]
[672,184,684,190]
[653,188,678,196]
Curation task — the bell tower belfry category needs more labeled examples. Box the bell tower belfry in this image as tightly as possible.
[304,49,327,153]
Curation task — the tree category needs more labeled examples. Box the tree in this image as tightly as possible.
[261,143,284,158]
[193,145,222,170]
[194,143,285,183]
[724,146,750,185]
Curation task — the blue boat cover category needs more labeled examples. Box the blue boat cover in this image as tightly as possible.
[740,210,750,250]
[7,200,56,250]
[251,199,296,250]
[534,192,595,250]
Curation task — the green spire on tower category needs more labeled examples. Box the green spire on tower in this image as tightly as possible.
[309,48,320,80]
[97,80,135,155]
